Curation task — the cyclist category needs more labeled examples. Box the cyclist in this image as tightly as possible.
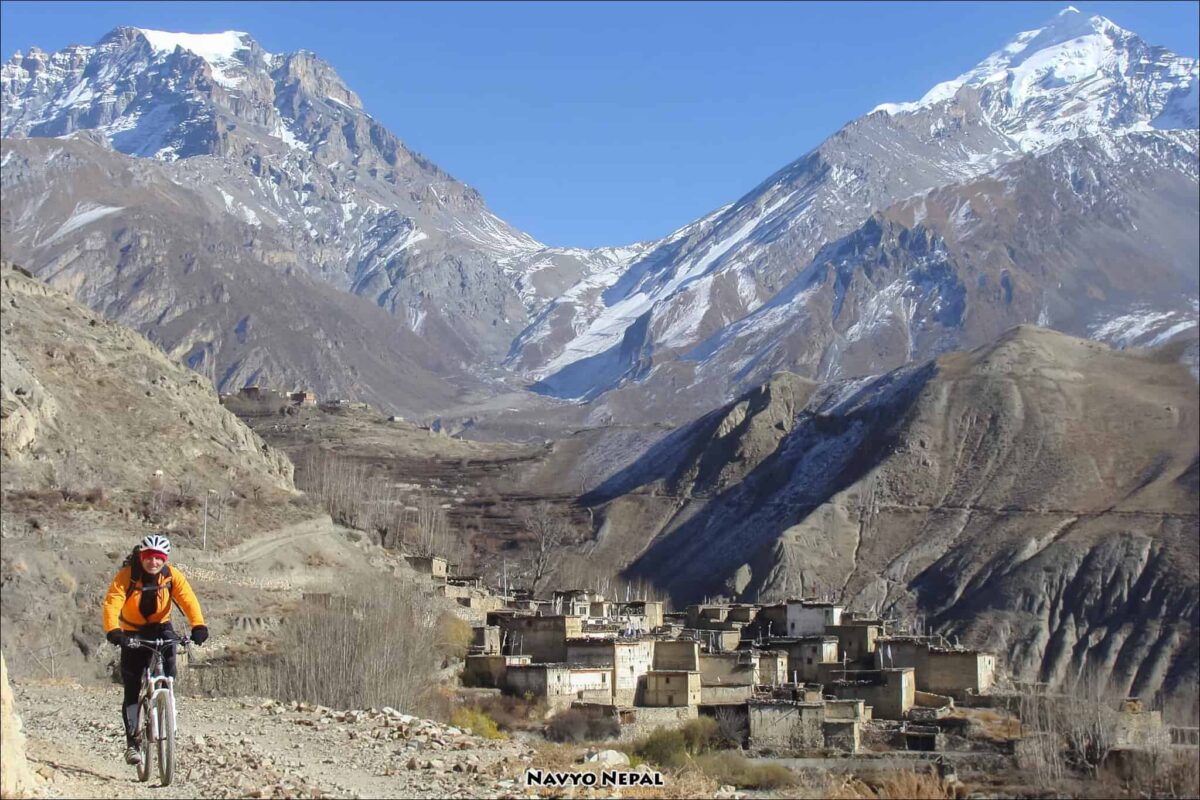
[102,533,209,764]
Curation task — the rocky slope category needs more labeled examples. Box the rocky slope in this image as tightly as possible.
[582,326,1199,706]
[514,9,1199,418]
[599,129,1199,422]
[0,261,293,493]
[0,137,485,417]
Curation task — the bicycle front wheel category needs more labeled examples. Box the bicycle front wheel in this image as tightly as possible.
[136,701,152,782]
[155,692,176,787]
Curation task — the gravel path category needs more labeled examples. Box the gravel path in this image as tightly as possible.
[16,680,542,799]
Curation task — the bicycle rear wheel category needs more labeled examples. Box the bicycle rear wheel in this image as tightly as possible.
[155,692,176,787]
[136,702,152,783]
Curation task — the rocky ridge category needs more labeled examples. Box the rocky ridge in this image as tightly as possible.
[0,261,293,493]
[583,326,1199,707]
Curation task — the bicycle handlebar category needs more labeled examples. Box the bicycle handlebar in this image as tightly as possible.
[124,637,192,649]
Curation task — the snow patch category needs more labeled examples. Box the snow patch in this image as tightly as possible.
[44,203,123,244]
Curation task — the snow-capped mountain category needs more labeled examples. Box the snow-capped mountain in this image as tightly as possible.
[0,26,615,392]
[512,8,1198,415]
[1,11,1196,420]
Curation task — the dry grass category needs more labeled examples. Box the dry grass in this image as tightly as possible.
[830,769,953,799]
[530,741,583,771]
[946,707,1021,742]
[693,751,798,789]
[188,573,447,716]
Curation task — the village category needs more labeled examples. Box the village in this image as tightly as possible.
[392,552,1181,763]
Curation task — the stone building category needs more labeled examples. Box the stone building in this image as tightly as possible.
[826,622,881,666]
[775,636,839,682]
[875,638,996,698]
[644,671,701,707]
[699,651,759,705]
[492,615,583,663]
[827,667,916,720]
[404,555,448,582]
[747,701,825,749]
[565,639,655,706]
[785,601,843,636]
[503,664,613,712]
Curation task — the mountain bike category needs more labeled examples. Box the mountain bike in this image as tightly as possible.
[126,636,190,786]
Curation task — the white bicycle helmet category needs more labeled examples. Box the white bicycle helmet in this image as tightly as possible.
[139,533,172,555]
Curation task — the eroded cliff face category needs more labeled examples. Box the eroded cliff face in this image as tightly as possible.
[592,326,1198,707]
[0,262,294,494]
[1,652,38,799]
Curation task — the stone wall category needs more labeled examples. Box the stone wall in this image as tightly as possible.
[700,652,758,686]
[700,684,754,705]
[823,719,861,752]
[616,706,698,742]
[747,701,825,750]
[652,640,699,671]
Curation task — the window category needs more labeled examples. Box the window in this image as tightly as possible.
[807,657,813,665]
[665,676,671,684]
[602,674,607,683]
[668,694,675,705]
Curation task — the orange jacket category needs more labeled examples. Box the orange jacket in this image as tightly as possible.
[102,565,205,633]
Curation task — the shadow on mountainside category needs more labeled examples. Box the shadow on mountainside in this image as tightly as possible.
[612,361,938,604]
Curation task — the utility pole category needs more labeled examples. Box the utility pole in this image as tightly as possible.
[202,488,217,550]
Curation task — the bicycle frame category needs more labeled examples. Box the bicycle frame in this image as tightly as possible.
[130,638,185,745]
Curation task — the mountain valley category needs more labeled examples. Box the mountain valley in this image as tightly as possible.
[0,9,1198,797]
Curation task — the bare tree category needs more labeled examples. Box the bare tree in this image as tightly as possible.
[412,493,451,558]
[518,502,577,594]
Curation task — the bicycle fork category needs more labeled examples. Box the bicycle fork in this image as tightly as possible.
[140,675,176,743]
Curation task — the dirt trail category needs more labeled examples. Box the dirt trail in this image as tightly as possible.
[221,516,344,564]
[15,680,541,799]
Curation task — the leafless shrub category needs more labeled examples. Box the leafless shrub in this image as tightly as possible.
[714,706,748,748]
[1016,671,1126,786]
[545,708,620,742]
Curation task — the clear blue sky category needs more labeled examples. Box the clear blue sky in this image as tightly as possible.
[2,1,1197,248]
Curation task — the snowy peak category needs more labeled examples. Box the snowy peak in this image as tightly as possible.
[873,7,1198,150]
[133,29,259,89]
